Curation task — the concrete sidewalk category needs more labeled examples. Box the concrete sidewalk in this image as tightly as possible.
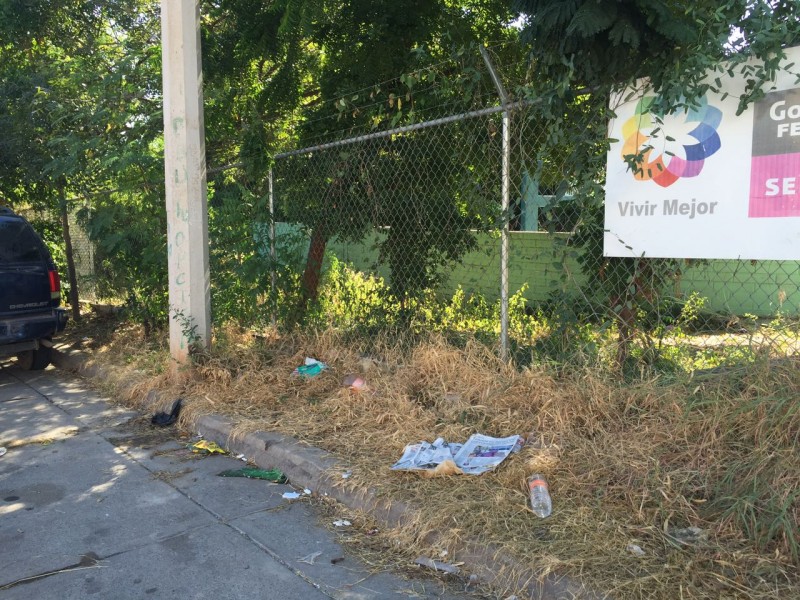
[48,348,604,600]
[0,361,486,599]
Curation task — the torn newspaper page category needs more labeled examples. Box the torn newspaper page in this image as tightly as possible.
[390,437,456,471]
[391,434,520,475]
[451,433,521,475]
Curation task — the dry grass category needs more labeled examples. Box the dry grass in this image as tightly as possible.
[70,318,799,599]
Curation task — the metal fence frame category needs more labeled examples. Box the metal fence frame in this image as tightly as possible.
[268,49,524,358]
[60,46,800,370]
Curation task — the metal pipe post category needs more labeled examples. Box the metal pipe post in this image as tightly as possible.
[268,167,277,328]
[480,46,511,361]
[500,111,510,361]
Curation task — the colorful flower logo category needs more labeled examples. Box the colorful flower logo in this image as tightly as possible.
[621,96,722,187]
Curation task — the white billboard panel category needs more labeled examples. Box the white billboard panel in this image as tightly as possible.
[604,47,800,260]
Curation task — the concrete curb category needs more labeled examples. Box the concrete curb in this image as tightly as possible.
[52,347,606,600]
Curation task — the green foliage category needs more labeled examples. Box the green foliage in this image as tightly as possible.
[0,0,165,324]
[3,0,796,377]
[513,0,799,93]
[510,0,800,367]
[278,101,504,307]
[172,308,204,359]
[207,178,273,327]
[313,256,399,329]
[233,3,519,314]
[25,211,67,271]
[373,126,500,301]
[0,0,520,332]
[80,189,168,328]
[237,245,797,374]
[293,254,617,365]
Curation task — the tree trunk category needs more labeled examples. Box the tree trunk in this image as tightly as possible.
[58,187,81,322]
[615,309,633,369]
[292,224,328,323]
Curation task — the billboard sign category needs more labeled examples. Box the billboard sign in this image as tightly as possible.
[604,46,800,260]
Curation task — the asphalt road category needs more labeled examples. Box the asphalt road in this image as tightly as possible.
[0,361,482,600]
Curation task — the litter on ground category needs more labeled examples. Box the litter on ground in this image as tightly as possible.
[282,488,311,500]
[332,519,351,527]
[391,433,522,475]
[189,440,227,455]
[297,551,322,565]
[151,398,182,427]
[627,544,646,557]
[292,357,327,378]
[668,527,708,545]
[414,556,461,575]
[217,468,288,483]
[342,374,366,390]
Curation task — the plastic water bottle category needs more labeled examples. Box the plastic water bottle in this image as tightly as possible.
[528,474,552,518]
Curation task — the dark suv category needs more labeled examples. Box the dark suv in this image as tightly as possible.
[0,207,68,369]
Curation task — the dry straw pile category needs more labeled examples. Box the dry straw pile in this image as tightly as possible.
[86,322,799,599]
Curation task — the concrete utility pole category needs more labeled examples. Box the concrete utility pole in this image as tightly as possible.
[161,0,211,364]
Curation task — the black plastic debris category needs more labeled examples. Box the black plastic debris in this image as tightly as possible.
[151,398,183,427]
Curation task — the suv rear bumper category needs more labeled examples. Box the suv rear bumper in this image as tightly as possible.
[0,308,68,356]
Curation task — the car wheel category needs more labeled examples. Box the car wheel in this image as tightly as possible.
[17,345,52,370]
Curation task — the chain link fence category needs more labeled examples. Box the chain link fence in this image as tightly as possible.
[60,46,800,371]
[17,207,97,304]
[269,106,504,329]
[67,211,98,303]
[259,50,800,371]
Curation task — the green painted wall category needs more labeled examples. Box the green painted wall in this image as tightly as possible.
[269,223,800,317]
[328,230,586,302]
[678,260,800,317]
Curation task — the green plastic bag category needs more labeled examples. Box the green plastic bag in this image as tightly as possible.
[217,468,288,483]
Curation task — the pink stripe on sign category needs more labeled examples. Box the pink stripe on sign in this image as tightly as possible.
[749,153,800,218]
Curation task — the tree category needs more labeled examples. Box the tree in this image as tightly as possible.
[512,0,800,367]
[0,0,519,330]
[0,1,163,321]
[203,0,517,321]
[514,0,798,106]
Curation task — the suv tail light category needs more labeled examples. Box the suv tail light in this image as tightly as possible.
[49,269,61,298]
